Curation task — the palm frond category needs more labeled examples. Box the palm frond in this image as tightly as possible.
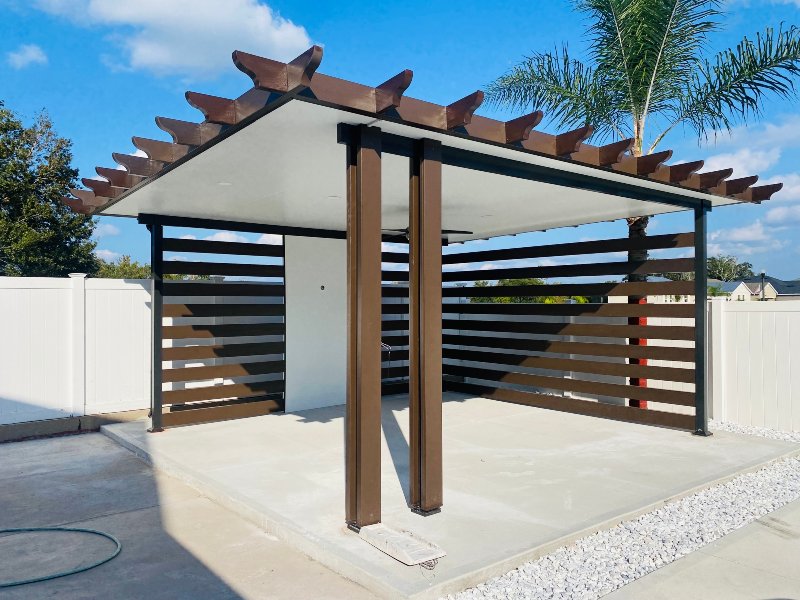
[678,25,800,137]
[485,46,629,141]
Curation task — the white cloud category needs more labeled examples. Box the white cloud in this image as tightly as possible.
[765,205,800,225]
[257,233,282,245]
[702,148,781,178]
[95,248,121,261]
[203,231,249,243]
[711,220,769,243]
[179,234,197,240]
[94,222,120,238]
[705,115,800,152]
[381,241,407,253]
[6,44,48,69]
[35,0,311,78]
[708,220,787,256]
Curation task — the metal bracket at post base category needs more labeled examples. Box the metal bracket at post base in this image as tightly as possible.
[346,521,362,534]
[693,428,713,437]
[410,505,442,517]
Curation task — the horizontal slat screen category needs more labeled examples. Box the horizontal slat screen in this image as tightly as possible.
[382,245,410,392]
[442,231,697,430]
[160,233,286,426]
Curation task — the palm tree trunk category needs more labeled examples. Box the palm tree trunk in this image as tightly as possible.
[627,215,649,408]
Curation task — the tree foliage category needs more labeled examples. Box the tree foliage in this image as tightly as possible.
[487,1,800,155]
[96,255,151,279]
[0,102,98,277]
[470,278,589,304]
[707,254,755,281]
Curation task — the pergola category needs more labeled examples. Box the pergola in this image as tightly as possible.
[64,46,782,530]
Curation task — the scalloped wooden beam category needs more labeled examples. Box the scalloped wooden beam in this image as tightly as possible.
[650,160,704,184]
[375,69,413,113]
[61,196,93,215]
[446,91,484,129]
[96,167,146,188]
[155,117,223,146]
[112,153,166,177]
[522,125,593,157]
[709,175,759,197]
[233,45,323,93]
[184,89,271,126]
[571,138,634,167]
[735,182,783,203]
[81,178,126,198]
[685,168,734,191]
[613,150,673,176]
[504,111,544,144]
[132,137,192,163]
[70,188,108,207]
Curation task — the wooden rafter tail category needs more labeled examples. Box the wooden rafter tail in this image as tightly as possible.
[735,182,783,203]
[61,196,93,215]
[504,111,544,144]
[185,88,273,126]
[446,91,484,130]
[650,160,704,184]
[81,177,126,198]
[710,175,759,197]
[523,125,593,157]
[132,136,191,163]
[613,150,673,176]
[112,153,166,178]
[233,45,323,93]
[375,69,414,113]
[96,166,146,188]
[70,188,108,207]
[571,138,634,167]
[155,117,224,147]
[685,168,734,191]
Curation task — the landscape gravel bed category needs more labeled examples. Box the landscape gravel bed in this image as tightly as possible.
[446,423,800,600]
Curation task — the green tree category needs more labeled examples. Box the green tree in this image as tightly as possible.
[707,254,755,281]
[96,255,151,279]
[488,1,800,266]
[0,102,98,276]
[470,278,589,303]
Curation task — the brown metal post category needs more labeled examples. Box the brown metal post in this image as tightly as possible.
[345,125,383,529]
[409,138,444,513]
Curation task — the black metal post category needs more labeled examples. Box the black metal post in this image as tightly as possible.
[693,205,711,436]
[148,222,164,432]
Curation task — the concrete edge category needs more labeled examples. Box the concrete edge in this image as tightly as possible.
[0,410,149,444]
[100,423,408,600]
[101,423,800,600]
[416,444,800,600]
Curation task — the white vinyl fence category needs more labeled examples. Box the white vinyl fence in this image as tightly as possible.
[2,276,800,431]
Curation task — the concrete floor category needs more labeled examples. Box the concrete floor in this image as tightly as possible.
[0,433,373,599]
[604,497,800,599]
[102,393,799,599]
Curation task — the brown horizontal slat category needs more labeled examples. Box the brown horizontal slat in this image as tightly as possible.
[383,270,410,281]
[163,261,284,278]
[442,319,695,341]
[163,303,285,318]
[163,379,285,404]
[444,348,695,383]
[443,281,695,298]
[163,323,284,339]
[381,365,409,379]
[162,342,284,361]
[163,238,283,257]
[442,233,694,265]
[443,364,695,405]
[446,381,694,430]
[444,334,695,362]
[382,252,409,264]
[163,282,284,297]
[162,360,285,383]
[383,287,411,298]
[443,258,695,282]
[162,397,283,427]
[382,349,410,361]
[381,335,409,348]
[382,381,409,396]
[443,302,695,319]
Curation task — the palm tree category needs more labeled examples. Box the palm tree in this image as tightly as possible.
[487,0,800,262]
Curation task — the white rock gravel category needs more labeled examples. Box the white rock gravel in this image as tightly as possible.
[445,423,800,600]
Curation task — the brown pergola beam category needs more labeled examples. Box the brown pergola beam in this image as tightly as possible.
[96,166,146,188]
[613,150,673,176]
[650,160,705,184]
[112,153,166,177]
[345,125,383,530]
[571,138,634,167]
[132,136,192,162]
[522,125,594,156]
[735,182,783,203]
[233,45,323,93]
[155,117,224,146]
[408,138,444,515]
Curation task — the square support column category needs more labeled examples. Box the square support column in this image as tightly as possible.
[147,222,164,433]
[409,138,443,513]
[693,204,710,436]
[345,125,383,528]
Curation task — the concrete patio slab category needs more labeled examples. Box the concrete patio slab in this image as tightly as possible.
[102,394,799,599]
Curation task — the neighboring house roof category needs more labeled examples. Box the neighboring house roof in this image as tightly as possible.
[718,281,745,294]
[743,276,800,296]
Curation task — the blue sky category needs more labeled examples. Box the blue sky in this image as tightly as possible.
[2,0,799,277]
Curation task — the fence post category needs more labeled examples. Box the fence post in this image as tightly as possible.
[709,299,725,421]
[69,273,87,417]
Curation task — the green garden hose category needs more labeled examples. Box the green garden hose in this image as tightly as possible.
[0,527,121,588]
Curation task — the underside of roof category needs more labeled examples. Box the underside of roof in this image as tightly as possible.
[62,46,784,241]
